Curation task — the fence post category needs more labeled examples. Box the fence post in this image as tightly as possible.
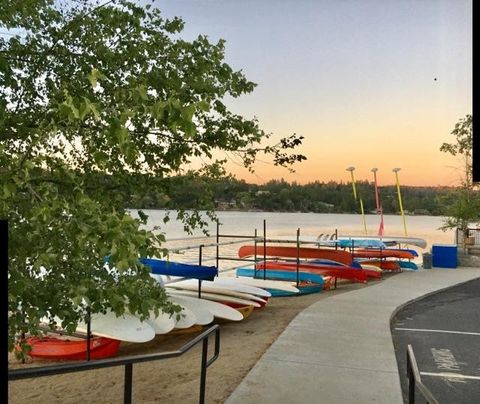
[407,350,414,404]
[199,337,209,404]
[124,363,133,404]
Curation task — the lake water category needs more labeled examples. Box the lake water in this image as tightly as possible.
[130,210,455,274]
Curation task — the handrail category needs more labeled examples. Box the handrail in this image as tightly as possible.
[9,324,220,404]
[406,344,439,404]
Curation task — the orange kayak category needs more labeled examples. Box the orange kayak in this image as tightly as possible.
[221,303,256,319]
[359,260,401,271]
[353,249,415,259]
[238,245,353,266]
[24,336,120,360]
[256,260,370,283]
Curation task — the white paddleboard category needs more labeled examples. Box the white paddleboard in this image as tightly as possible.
[194,278,271,298]
[166,281,267,304]
[74,310,155,343]
[167,295,214,325]
[142,310,175,335]
[172,305,197,329]
[222,276,300,293]
[167,293,243,321]
[165,288,262,307]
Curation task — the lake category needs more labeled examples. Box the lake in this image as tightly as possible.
[130,210,455,274]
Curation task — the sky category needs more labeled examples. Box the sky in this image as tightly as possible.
[154,0,472,187]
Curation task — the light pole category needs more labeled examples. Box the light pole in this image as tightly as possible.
[346,166,367,235]
[393,168,407,236]
[371,168,384,236]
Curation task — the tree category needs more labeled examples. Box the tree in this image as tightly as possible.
[1,0,305,352]
[439,114,480,250]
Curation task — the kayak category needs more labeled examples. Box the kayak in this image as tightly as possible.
[140,258,218,280]
[256,260,372,282]
[357,260,401,271]
[398,261,419,270]
[236,268,324,296]
[23,336,120,360]
[238,245,353,266]
[353,249,415,259]
[338,235,427,249]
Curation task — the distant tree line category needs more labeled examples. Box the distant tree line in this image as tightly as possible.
[95,173,460,216]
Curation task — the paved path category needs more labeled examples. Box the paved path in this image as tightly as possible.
[226,267,480,404]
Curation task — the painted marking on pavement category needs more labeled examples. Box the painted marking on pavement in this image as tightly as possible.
[420,372,480,381]
[395,327,480,336]
[431,348,466,372]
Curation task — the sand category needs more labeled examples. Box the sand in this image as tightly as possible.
[8,280,377,403]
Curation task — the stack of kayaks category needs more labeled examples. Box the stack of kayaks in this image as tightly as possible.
[236,245,375,293]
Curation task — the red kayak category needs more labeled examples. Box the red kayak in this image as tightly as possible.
[238,245,353,266]
[256,260,371,283]
[353,249,415,259]
[24,336,121,360]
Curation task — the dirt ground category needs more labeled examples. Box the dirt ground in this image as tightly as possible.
[8,279,379,403]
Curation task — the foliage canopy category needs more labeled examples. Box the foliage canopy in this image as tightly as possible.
[1,0,305,351]
[439,114,480,240]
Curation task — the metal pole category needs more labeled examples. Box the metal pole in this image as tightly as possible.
[359,199,367,235]
[296,228,300,288]
[199,337,209,404]
[347,166,367,235]
[124,363,133,404]
[86,307,91,362]
[216,222,220,271]
[254,228,258,277]
[263,220,267,280]
[198,245,203,299]
[335,228,338,250]
[393,168,408,236]
[407,351,415,404]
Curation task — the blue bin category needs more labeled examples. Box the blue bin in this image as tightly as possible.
[432,244,458,268]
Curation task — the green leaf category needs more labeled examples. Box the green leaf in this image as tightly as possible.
[88,68,107,88]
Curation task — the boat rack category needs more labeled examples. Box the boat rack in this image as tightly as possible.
[162,220,337,290]
[9,324,220,404]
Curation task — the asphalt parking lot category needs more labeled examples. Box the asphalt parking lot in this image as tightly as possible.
[391,277,480,403]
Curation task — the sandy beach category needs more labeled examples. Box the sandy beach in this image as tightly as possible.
[8,279,379,403]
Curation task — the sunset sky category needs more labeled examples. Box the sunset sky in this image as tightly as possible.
[157,0,472,187]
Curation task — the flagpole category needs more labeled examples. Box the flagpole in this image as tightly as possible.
[346,166,367,235]
[371,168,384,236]
[393,167,407,236]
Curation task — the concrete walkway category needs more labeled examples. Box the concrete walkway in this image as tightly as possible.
[226,267,480,404]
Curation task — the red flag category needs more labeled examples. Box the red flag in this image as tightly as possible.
[378,206,384,236]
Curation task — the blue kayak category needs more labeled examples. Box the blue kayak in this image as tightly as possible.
[140,258,218,280]
[398,261,418,270]
[236,267,324,296]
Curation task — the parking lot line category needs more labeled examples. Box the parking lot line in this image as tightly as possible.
[420,372,480,381]
[394,327,480,336]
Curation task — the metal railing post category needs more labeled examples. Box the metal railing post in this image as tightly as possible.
[263,220,267,280]
[199,337,209,404]
[124,363,133,404]
[407,350,414,404]
[198,245,204,298]
[296,228,300,288]
[216,222,220,270]
[254,228,258,277]
[86,307,91,362]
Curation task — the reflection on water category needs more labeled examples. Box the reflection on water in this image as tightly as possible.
[129,209,455,275]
